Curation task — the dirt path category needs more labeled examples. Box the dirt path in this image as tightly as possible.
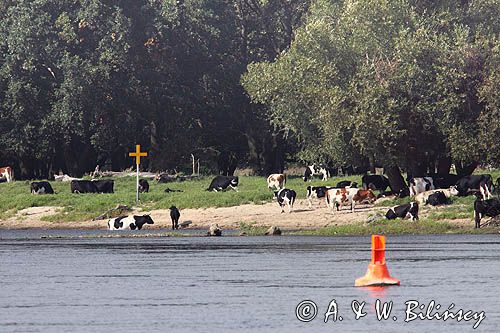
[0,199,389,230]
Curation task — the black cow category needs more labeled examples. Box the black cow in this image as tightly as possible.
[362,175,390,192]
[495,177,500,195]
[169,205,181,230]
[71,180,114,193]
[139,179,149,193]
[432,174,461,189]
[71,180,98,193]
[93,180,114,193]
[336,180,358,188]
[455,174,493,199]
[30,181,54,194]
[385,202,419,221]
[474,193,500,228]
[426,191,448,206]
[107,215,155,230]
[274,188,297,213]
[207,175,239,192]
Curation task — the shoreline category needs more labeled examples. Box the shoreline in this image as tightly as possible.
[1,200,498,235]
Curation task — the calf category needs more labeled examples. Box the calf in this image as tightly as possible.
[409,177,435,196]
[303,165,329,182]
[336,180,358,188]
[274,188,296,213]
[352,189,376,205]
[385,202,419,221]
[361,175,390,192]
[455,174,493,199]
[414,186,459,205]
[107,215,154,230]
[474,193,500,228]
[30,181,54,195]
[139,179,149,193]
[169,206,181,230]
[207,175,239,192]
[267,174,286,190]
[0,166,14,182]
[306,185,331,208]
[426,191,448,206]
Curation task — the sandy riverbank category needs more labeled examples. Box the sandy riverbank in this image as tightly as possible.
[0,199,473,231]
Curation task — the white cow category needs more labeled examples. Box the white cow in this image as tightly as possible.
[414,186,459,205]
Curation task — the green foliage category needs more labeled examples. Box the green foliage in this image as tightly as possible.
[243,0,500,168]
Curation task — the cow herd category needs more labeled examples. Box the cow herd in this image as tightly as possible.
[299,166,500,228]
[2,163,500,229]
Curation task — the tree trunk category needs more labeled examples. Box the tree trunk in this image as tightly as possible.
[437,157,452,175]
[385,165,409,197]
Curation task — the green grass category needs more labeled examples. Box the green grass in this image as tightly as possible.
[0,175,358,222]
[290,218,497,236]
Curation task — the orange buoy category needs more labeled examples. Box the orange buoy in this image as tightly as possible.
[355,235,400,287]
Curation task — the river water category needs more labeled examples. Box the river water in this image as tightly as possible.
[1,231,499,332]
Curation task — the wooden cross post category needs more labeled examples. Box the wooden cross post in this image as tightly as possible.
[129,144,148,203]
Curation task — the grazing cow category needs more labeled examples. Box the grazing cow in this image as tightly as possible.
[414,186,459,205]
[306,185,331,208]
[385,202,419,221]
[107,215,154,230]
[408,177,435,196]
[426,191,448,206]
[207,175,239,192]
[303,165,329,182]
[274,188,296,213]
[30,181,54,195]
[0,166,14,182]
[336,180,358,188]
[361,175,390,192]
[455,174,493,199]
[169,206,180,230]
[267,174,286,190]
[473,192,500,228]
[139,179,149,193]
[432,174,461,189]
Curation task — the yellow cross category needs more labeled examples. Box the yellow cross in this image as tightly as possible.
[129,144,148,165]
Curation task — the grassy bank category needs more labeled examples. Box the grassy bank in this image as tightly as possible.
[0,175,355,222]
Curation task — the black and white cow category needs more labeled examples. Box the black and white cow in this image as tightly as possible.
[432,174,461,189]
[303,165,329,182]
[362,175,390,192]
[426,191,448,206]
[473,193,500,228]
[306,185,331,208]
[207,175,239,192]
[336,180,358,188]
[385,202,419,221]
[409,177,435,196]
[274,188,296,213]
[169,205,180,230]
[455,174,493,200]
[139,179,149,193]
[107,215,154,230]
[30,181,54,194]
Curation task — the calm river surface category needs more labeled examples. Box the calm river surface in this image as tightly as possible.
[1,231,499,332]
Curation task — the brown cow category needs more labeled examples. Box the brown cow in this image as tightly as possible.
[0,166,13,182]
[267,174,286,190]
